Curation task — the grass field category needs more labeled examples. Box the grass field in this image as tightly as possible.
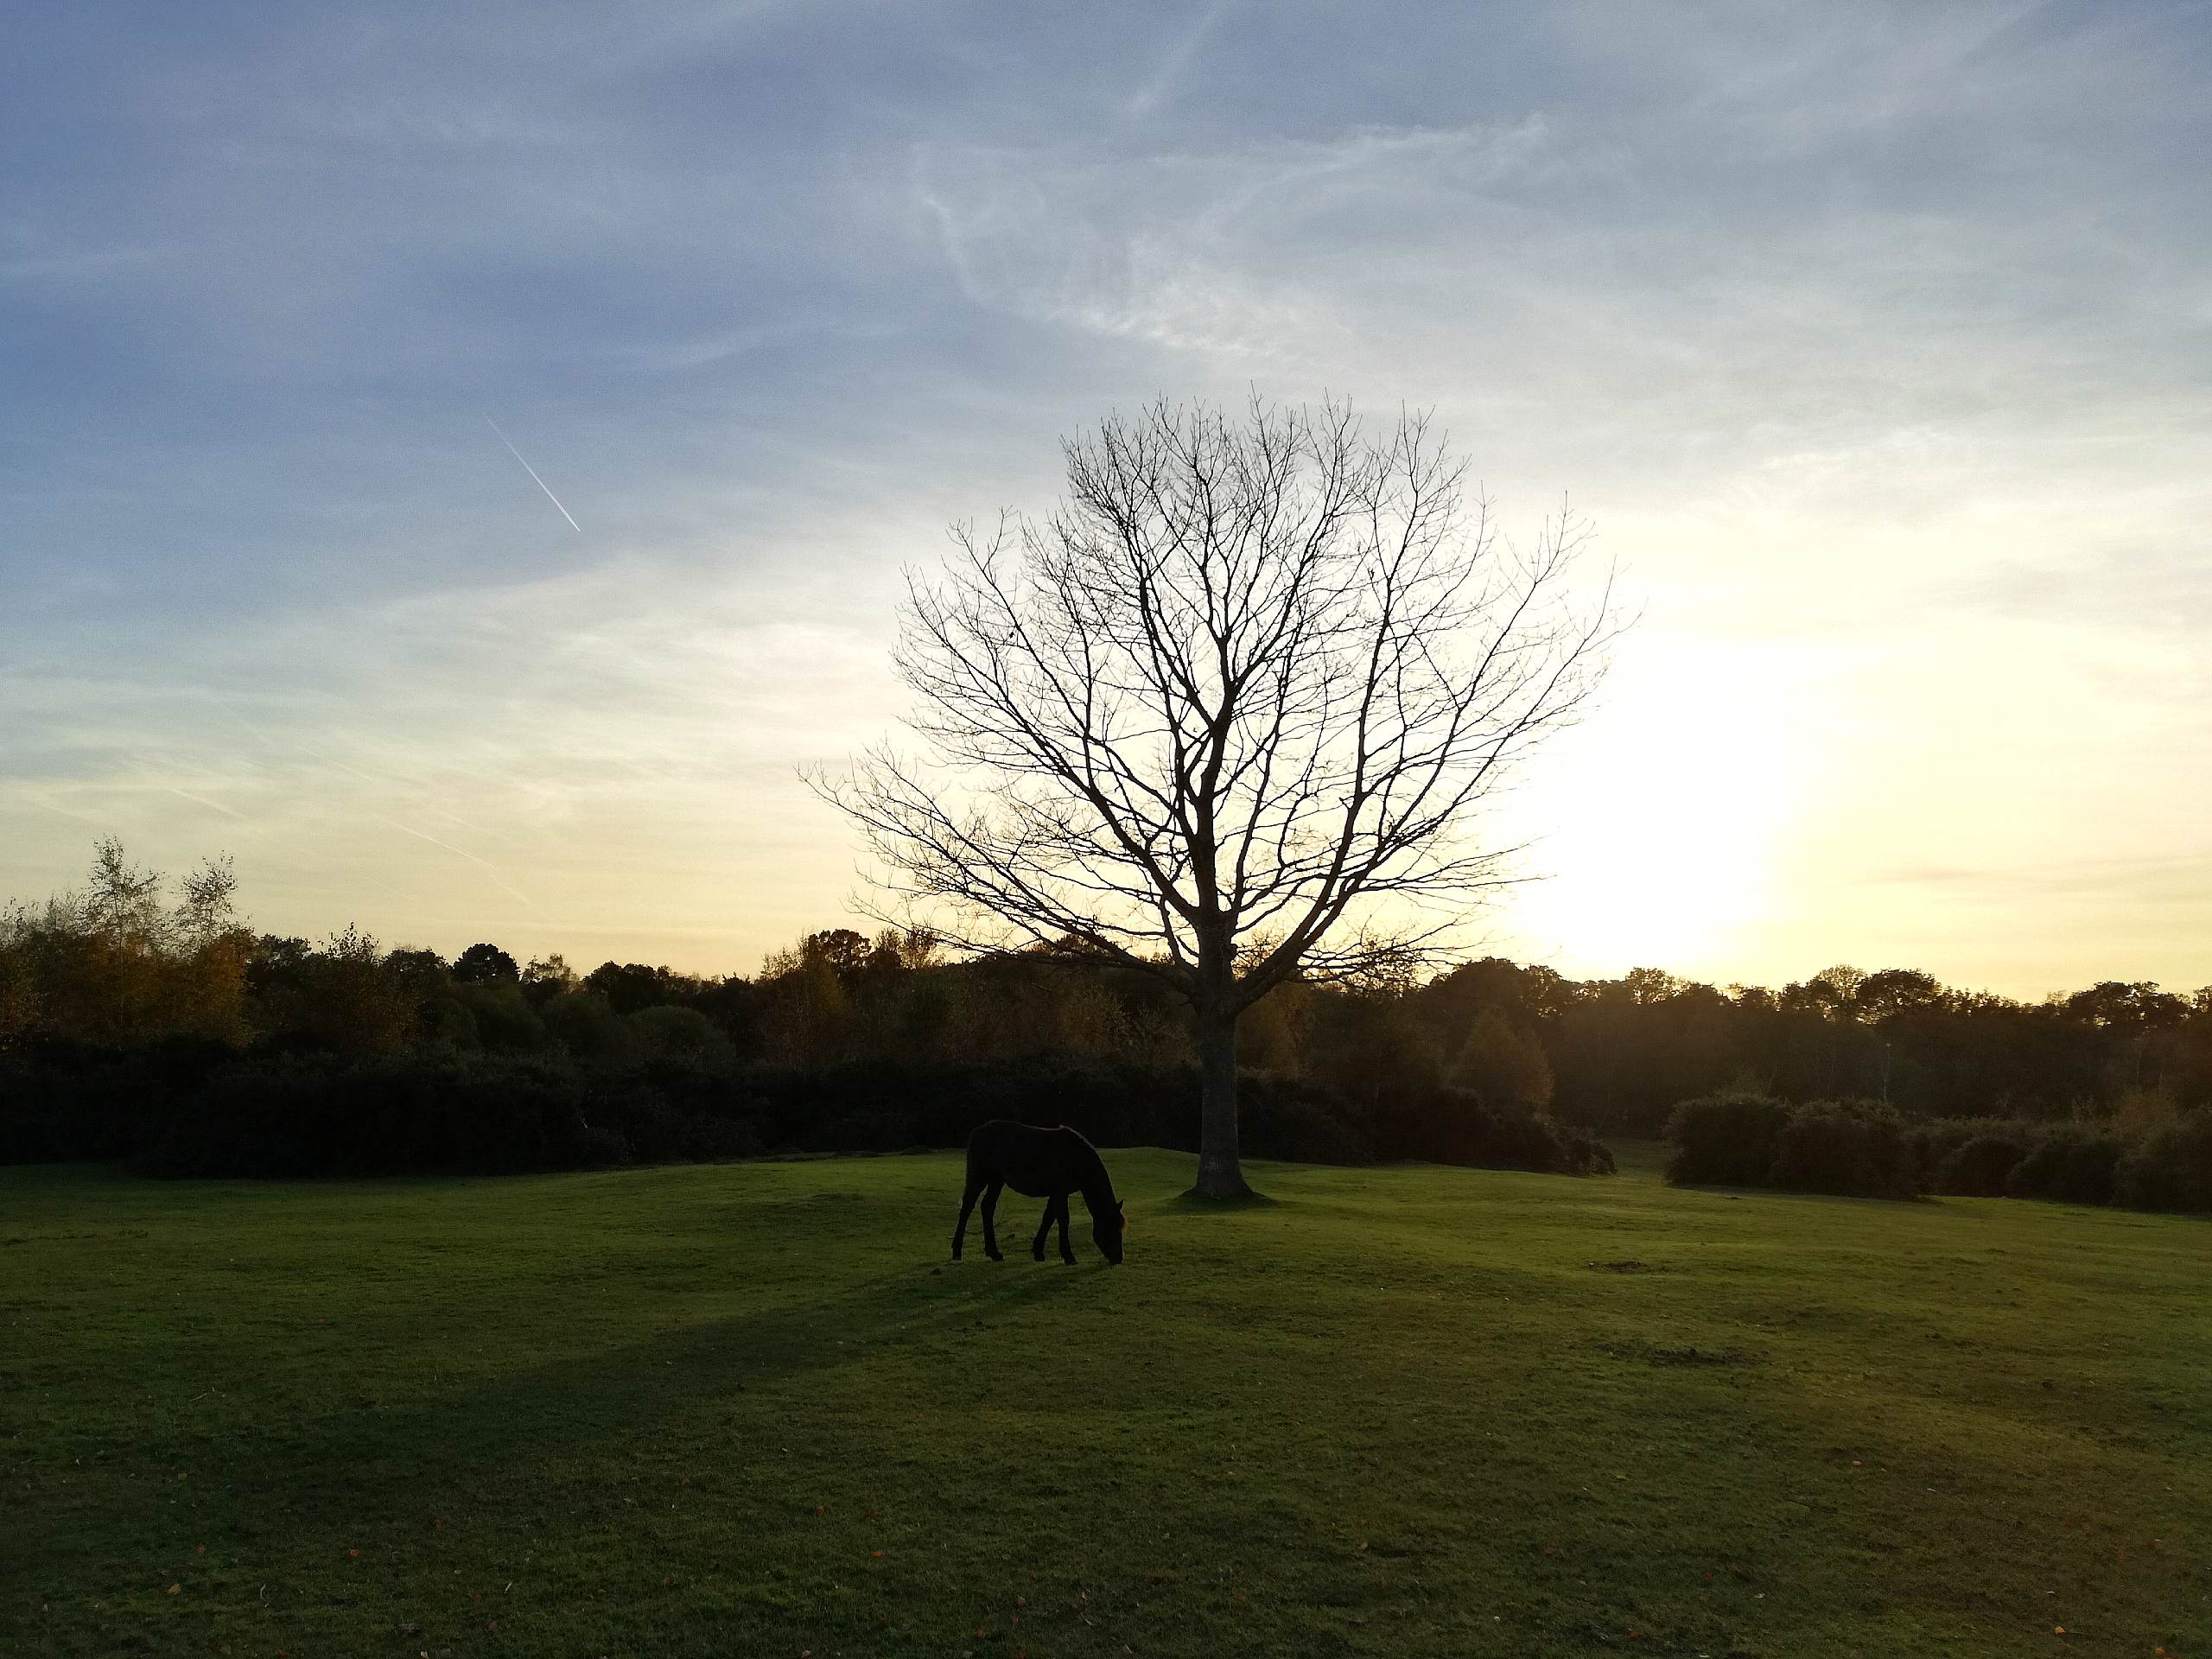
[3,1145,2207,1658]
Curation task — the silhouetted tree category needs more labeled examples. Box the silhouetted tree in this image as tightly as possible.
[0,840,251,1048]
[1856,968,1946,1022]
[816,396,1611,1196]
[520,953,578,1004]
[300,926,417,1054]
[453,943,520,984]
[582,960,699,1014]
[1452,1007,1554,1114]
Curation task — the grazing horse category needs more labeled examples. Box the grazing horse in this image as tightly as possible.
[952,1121,1127,1265]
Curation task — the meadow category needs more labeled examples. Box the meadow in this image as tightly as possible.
[3,1146,2206,1657]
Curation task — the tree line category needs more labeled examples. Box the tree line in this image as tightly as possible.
[0,842,1613,1178]
[3,841,2205,1175]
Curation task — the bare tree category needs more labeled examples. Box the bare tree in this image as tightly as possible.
[814,397,1613,1198]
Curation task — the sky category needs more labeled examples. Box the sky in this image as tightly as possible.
[3,1,2208,999]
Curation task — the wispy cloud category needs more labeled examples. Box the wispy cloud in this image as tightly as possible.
[3,2,2208,990]
[1124,1,1234,120]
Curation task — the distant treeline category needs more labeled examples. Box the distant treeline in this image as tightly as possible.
[2,842,2206,1182]
[0,842,1611,1179]
[1665,1092,2212,1215]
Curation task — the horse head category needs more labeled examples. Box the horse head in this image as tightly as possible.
[1090,1196,1127,1264]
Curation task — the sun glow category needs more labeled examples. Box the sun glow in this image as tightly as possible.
[1497,632,1809,980]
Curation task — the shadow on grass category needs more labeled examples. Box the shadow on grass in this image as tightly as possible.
[188,1262,1092,1539]
[1167,1186,1282,1211]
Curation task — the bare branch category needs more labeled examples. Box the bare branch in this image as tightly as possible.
[811,397,1617,1027]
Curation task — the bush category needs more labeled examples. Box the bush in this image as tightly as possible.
[1664,1091,1792,1186]
[0,1038,234,1162]
[1769,1100,1918,1199]
[1935,1129,2034,1197]
[451,982,549,1053]
[1666,1095,1915,1198]
[1242,1090,1375,1166]
[541,991,636,1063]
[2115,1114,2212,1214]
[142,1053,609,1178]
[1563,1125,1618,1176]
[582,1069,762,1164]
[1913,1118,1988,1188]
[627,1006,734,1065]
[6,1044,1610,1183]
[2006,1125,2124,1206]
[1435,1089,1607,1174]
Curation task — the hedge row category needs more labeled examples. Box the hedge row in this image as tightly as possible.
[1665,1090,2212,1213]
[0,1046,1612,1181]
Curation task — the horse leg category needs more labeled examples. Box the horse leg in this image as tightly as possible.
[1056,1192,1077,1264]
[951,1174,984,1261]
[1031,1196,1056,1262]
[981,1179,1006,1262]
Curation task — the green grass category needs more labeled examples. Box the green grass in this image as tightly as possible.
[3,1145,2207,1658]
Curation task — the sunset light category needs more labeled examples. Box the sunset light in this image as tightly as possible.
[5,9,2209,1656]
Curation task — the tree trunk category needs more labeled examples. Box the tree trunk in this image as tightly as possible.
[1192,997,1251,1198]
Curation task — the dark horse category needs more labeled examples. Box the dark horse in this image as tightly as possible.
[952,1121,1127,1265]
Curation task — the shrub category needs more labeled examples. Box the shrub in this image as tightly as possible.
[626,1006,734,1065]
[1567,1126,1617,1176]
[9,1045,1608,1183]
[0,1038,232,1162]
[452,982,549,1052]
[2005,1124,2124,1206]
[592,1079,760,1163]
[1913,1118,1989,1188]
[2114,1114,2212,1214]
[1768,1100,1918,1199]
[1431,1089,1594,1174]
[1666,1095,1915,1198]
[1243,1090,1375,1167]
[141,1053,607,1178]
[541,991,636,1063]
[1935,1129,2034,1197]
[1664,1090,1791,1186]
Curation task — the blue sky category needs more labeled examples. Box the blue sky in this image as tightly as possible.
[4,2,2209,994]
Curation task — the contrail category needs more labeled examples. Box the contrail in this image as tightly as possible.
[166,786,250,822]
[378,815,554,921]
[484,415,582,532]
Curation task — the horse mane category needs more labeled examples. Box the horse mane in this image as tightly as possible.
[1067,1130,1116,1211]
